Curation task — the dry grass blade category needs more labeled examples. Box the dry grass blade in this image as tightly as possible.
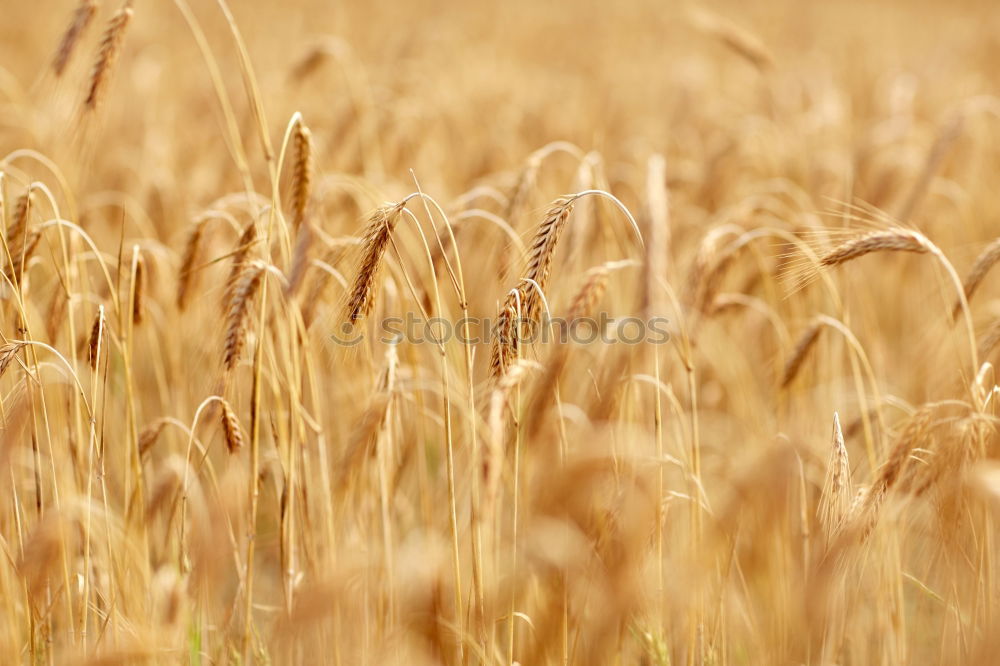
[84,1,135,111]
[53,0,98,77]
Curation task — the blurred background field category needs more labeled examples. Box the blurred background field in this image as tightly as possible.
[1,0,1000,664]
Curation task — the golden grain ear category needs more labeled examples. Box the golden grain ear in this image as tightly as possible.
[87,305,105,371]
[290,118,314,232]
[223,262,266,372]
[84,2,134,112]
[344,203,405,324]
[220,400,246,454]
[176,219,206,311]
[53,0,98,77]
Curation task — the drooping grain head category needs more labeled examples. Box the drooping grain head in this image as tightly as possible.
[490,289,521,381]
[520,196,575,324]
[223,221,258,308]
[819,228,929,268]
[0,342,26,379]
[176,220,206,311]
[53,0,98,77]
[567,264,610,323]
[88,306,104,371]
[344,202,404,324]
[223,262,266,372]
[138,418,169,459]
[6,229,42,289]
[221,401,245,454]
[84,2,135,112]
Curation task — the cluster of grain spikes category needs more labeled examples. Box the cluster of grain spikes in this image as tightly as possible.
[491,190,643,381]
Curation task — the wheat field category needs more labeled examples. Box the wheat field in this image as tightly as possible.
[1,0,1000,663]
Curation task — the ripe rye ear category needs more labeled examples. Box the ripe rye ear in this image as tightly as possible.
[343,203,405,324]
[289,118,313,232]
[221,401,246,454]
[819,228,929,267]
[88,306,105,371]
[223,221,258,307]
[132,254,146,325]
[176,220,206,310]
[222,262,266,372]
[53,0,98,77]
[519,196,575,324]
[819,412,852,536]
[0,342,27,379]
[84,2,135,112]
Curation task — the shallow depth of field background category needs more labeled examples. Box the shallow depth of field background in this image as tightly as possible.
[2,0,1000,664]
